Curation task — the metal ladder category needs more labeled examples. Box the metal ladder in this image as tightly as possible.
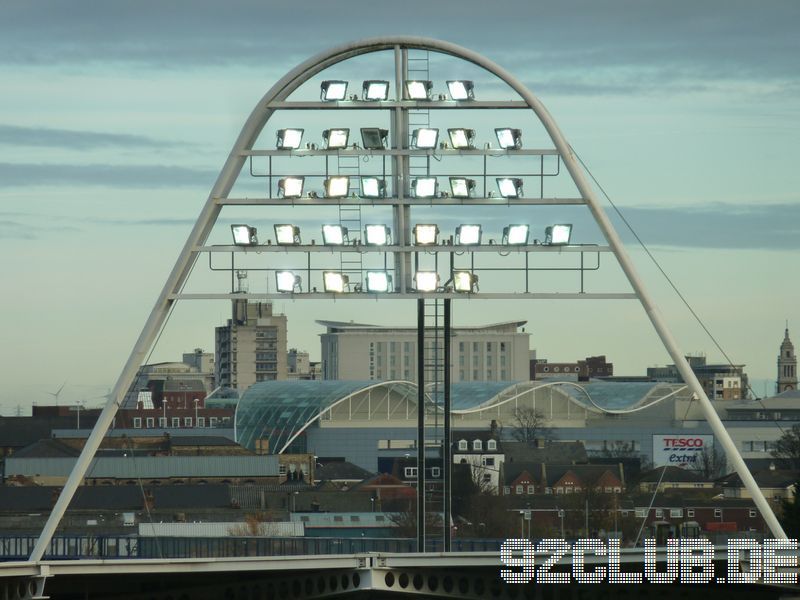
[419,297,449,550]
[337,154,363,288]
[407,50,431,181]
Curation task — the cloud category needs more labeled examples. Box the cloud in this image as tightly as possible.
[0,0,797,96]
[0,162,217,189]
[0,124,184,150]
[611,202,800,250]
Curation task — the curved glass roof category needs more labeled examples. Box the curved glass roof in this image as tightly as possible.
[235,380,415,453]
[560,381,670,410]
[450,381,524,410]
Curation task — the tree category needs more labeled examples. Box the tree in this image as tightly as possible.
[510,406,550,445]
[771,424,800,469]
[779,481,800,538]
[690,445,727,479]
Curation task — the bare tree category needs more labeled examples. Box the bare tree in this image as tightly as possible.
[690,445,728,479]
[510,406,550,445]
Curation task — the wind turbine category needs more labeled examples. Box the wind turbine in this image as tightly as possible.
[45,382,67,407]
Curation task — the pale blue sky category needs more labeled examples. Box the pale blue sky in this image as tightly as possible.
[1,1,798,412]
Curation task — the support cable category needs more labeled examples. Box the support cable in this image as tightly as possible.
[574,150,787,436]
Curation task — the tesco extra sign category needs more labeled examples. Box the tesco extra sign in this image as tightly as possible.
[652,435,713,467]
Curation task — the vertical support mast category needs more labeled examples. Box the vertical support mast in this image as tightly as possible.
[416,299,426,551]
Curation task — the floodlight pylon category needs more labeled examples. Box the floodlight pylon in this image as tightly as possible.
[32,36,785,570]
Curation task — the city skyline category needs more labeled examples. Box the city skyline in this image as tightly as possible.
[1,1,799,411]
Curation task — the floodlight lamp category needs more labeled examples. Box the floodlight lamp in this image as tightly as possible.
[449,177,476,199]
[447,80,474,101]
[322,224,348,246]
[323,271,349,293]
[365,271,392,293]
[413,224,439,245]
[320,80,348,101]
[415,271,440,292]
[544,224,573,245]
[448,128,475,149]
[365,224,391,246]
[276,128,303,150]
[411,128,439,149]
[362,80,390,101]
[453,271,479,293]
[411,177,438,199]
[324,176,350,198]
[497,177,523,198]
[231,224,258,246]
[495,128,522,150]
[278,176,304,198]
[455,224,482,245]
[360,177,386,199]
[274,224,301,246]
[405,80,433,100]
[323,128,350,149]
[361,128,389,150]
[502,224,530,245]
[275,271,301,293]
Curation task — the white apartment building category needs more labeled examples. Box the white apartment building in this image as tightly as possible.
[318,320,530,382]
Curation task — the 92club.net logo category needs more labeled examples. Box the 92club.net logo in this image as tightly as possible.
[500,538,799,584]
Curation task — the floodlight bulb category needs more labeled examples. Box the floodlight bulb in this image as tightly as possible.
[448,128,474,149]
[412,177,438,198]
[366,271,392,293]
[545,224,573,245]
[414,224,438,245]
[279,177,304,198]
[495,128,522,150]
[231,224,257,246]
[360,177,386,199]
[274,224,300,245]
[321,80,348,101]
[449,177,475,199]
[363,80,389,101]
[365,224,391,246]
[415,271,439,292]
[406,80,432,100]
[453,271,477,293]
[322,224,347,245]
[276,129,303,150]
[497,177,523,198]
[324,128,349,149]
[323,271,348,293]
[412,128,439,149]
[456,225,481,245]
[504,224,529,245]
[447,80,474,101]
[276,271,299,293]
[325,176,350,198]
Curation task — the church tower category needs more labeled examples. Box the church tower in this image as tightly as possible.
[777,326,797,393]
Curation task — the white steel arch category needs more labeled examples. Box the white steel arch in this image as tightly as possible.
[29,37,784,563]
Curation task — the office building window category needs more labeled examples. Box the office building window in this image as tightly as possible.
[172,417,180,428]
[158,417,167,428]
[184,417,192,427]
[133,417,142,429]
[197,417,205,428]
[145,417,154,428]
